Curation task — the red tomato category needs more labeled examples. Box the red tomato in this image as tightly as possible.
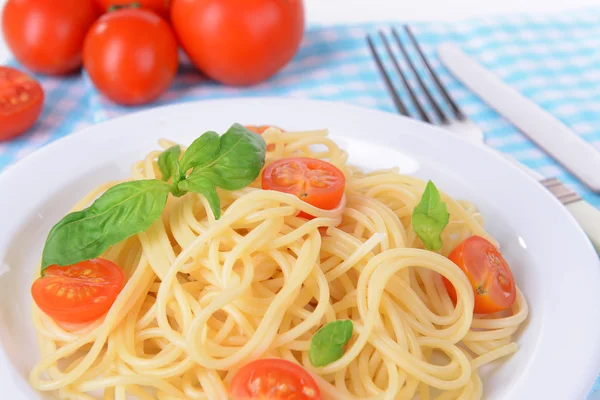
[94,0,171,19]
[1,0,101,75]
[262,157,345,218]
[230,358,320,400]
[83,8,178,106]
[0,67,44,140]
[245,125,279,135]
[444,236,517,314]
[170,0,305,86]
[245,125,281,151]
[31,258,125,324]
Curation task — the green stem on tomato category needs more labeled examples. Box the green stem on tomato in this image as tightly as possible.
[108,3,142,12]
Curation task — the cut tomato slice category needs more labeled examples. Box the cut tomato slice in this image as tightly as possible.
[31,258,125,324]
[229,358,320,400]
[262,157,345,218]
[0,66,44,140]
[245,124,281,151]
[444,236,516,314]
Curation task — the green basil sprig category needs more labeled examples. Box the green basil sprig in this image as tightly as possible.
[157,144,181,182]
[411,180,450,251]
[309,320,353,367]
[41,123,266,272]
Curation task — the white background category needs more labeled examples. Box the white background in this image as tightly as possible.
[0,0,599,63]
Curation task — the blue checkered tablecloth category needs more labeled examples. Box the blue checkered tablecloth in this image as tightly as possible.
[1,9,600,395]
[2,11,600,210]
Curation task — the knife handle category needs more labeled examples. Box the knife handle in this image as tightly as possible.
[566,200,600,255]
[438,44,600,193]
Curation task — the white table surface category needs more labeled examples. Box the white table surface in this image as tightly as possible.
[0,0,598,64]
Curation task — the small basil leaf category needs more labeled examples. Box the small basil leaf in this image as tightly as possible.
[190,123,267,190]
[411,180,450,251]
[178,176,221,219]
[309,320,353,367]
[157,145,181,182]
[41,180,171,271]
[179,131,220,173]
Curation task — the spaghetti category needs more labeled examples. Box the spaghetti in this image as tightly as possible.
[30,127,528,399]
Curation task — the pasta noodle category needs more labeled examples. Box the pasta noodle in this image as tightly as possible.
[29,128,529,399]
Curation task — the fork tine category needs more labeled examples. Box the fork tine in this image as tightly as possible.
[366,35,409,116]
[391,27,449,124]
[379,31,431,123]
[404,25,466,120]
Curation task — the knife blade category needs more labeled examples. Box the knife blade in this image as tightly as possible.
[438,43,600,193]
[438,43,600,254]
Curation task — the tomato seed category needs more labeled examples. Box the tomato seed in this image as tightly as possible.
[272,383,287,393]
[93,296,107,303]
[19,92,29,102]
[303,386,317,397]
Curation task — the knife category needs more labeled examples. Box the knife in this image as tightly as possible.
[438,43,600,193]
[438,43,600,254]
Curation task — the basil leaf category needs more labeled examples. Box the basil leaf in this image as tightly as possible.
[178,176,221,219]
[179,131,220,173]
[411,180,450,251]
[157,145,181,182]
[189,123,266,190]
[309,320,353,367]
[41,180,171,271]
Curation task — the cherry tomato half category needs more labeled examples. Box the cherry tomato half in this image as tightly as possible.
[230,358,320,400]
[262,157,345,218]
[171,0,305,86]
[245,125,282,151]
[95,0,171,19]
[444,236,517,314]
[245,125,278,135]
[2,0,101,75]
[83,8,178,106]
[31,258,125,324]
[0,67,44,140]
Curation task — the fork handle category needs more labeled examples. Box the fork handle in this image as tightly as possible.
[566,200,600,254]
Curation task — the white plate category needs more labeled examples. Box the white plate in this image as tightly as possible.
[0,98,599,400]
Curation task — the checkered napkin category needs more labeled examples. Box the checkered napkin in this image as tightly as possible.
[1,8,600,395]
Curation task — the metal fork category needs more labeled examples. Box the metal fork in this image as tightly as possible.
[366,25,582,206]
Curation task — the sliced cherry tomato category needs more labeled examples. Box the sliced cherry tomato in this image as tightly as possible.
[230,358,320,400]
[0,67,44,140]
[245,125,281,151]
[2,0,101,75]
[245,125,278,135]
[83,8,178,105]
[444,236,516,314]
[31,258,125,324]
[262,157,345,218]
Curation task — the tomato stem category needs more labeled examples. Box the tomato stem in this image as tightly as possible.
[108,3,141,12]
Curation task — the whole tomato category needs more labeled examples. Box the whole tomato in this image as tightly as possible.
[83,8,178,106]
[1,0,101,75]
[0,66,44,140]
[170,0,304,86]
[94,0,170,19]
